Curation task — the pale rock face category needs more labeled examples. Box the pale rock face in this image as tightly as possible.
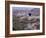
[25,23,33,30]
[16,11,28,16]
[20,16,26,20]
[27,16,32,20]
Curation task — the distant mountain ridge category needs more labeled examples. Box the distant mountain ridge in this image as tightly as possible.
[13,8,40,16]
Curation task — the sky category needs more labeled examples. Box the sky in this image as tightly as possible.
[12,7,33,11]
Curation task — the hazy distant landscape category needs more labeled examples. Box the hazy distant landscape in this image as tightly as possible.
[12,7,40,31]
